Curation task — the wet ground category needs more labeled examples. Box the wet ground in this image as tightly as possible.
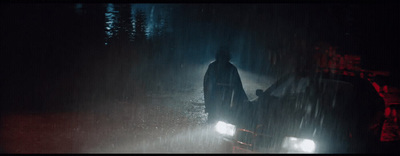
[0,63,273,153]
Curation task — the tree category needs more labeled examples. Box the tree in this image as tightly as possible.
[153,12,169,39]
[118,4,134,43]
[108,4,134,47]
[134,9,147,43]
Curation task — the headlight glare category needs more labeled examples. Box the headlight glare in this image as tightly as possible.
[300,139,316,153]
[215,121,236,136]
[282,137,316,153]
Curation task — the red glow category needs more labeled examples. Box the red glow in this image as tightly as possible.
[385,107,392,118]
[314,46,363,74]
[383,85,389,93]
[380,109,400,142]
[313,44,399,144]
[372,82,381,93]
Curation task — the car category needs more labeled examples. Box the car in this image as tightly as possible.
[213,71,386,153]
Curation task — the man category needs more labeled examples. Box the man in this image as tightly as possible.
[203,47,248,125]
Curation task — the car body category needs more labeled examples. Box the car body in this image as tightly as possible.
[216,72,386,153]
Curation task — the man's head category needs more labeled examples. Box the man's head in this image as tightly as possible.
[215,46,231,63]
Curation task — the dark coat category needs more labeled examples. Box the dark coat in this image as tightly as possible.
[203,60,248,120]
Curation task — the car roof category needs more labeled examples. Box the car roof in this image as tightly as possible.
[290,71,371,84]
[263,71,379,97]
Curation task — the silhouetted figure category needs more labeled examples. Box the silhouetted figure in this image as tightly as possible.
[203,47,248,125]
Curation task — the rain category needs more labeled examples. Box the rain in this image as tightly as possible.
[0,2,399,153]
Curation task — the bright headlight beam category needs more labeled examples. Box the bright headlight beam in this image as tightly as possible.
[299,139,316,153]
[215,121,236,136]
[289,137,298,141]
[282,137,316,153]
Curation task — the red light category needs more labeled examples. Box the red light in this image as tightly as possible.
[372,82,381,93]
[383,85,388,93]
[384,107,391,118]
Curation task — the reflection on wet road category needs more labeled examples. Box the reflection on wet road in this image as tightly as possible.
[0,64,272,153]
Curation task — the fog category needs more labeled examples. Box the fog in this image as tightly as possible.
[0,3,399,153]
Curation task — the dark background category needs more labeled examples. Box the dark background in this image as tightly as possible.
[1,2,399,112]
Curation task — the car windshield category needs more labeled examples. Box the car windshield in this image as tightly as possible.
[317,79,355,109]
[269,76,355,108]
[269,77,311,98]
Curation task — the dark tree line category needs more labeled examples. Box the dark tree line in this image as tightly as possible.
[88,4,174,103]
[0,4,174,112]
[2,3,397,112]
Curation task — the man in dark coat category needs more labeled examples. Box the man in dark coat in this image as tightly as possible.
[203,47,248,125]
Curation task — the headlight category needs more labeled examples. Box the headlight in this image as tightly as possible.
[281,137,316,153]
[215,121,236,136]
